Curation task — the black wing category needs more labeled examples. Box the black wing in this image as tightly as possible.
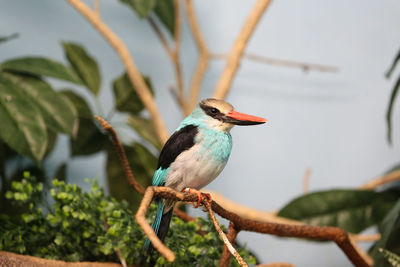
[157,124,198,169]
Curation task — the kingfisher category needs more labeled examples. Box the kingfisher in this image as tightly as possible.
[144,98,266,253]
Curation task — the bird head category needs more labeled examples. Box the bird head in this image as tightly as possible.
[195,98,267,132]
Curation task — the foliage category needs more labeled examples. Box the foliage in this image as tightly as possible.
[0,173,257,266]
[278,189,399,234]
[379,249,400,267]
[385,48,400,144]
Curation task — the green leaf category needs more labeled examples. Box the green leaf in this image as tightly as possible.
[120,0,157,18]
[370,201,400,267]
[127,115,161,150]
[0,33,18,44]
[62,42,101,95]
[278,189,398,233]
[106,143,156,211]
[379,249,400,267]
[154,0,175,37]
[59,90,92,119]
[2,73,78,137]
[112,72,153,114]
[55,163,67,182]
[0,74,47,163]
[386,75,400,144]
[60,90,107,156]
[386,48,400,79]
[1,57,82,84]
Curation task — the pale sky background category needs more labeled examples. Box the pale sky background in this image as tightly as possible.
[1,0,400,266]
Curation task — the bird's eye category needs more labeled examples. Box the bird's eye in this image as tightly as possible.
[210,108,219,114]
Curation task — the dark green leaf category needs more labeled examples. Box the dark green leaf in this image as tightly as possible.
[60,89,107,156]
[3,73,78,137]
[370,201,400,267]
[107,143,156,211]
[120,0,157,18]
[154,0,175,36]
[278,189,398,233]
[1,57,82,84]
[386,48,400,79]
[112,72,153,114]
[55,163,67,182]
[59,90,93,119]
[62,42,101,95]
[70,118,108,156]
[44,130,58,157]
[0,74,47,163]
[127,115,161,150]
[386,75,400,144]
[0,33,18,44]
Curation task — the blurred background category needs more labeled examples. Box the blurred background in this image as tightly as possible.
[1,0,400,266]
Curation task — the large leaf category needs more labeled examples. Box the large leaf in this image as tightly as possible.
[59,90,92,119]
[107,142,156,211]
[120,0,157,18]
[0,75,47,163]
[0,33,18,44]
[370,201,400,267]
[112,72,153,114]
[154,0,175,36]
[386,75,400,144]
[127,115,161,150]
[60,90,107,156]
[62,42,101,95]
[2,73,78,137]
[278,189,398,233]
[1,57,82,84]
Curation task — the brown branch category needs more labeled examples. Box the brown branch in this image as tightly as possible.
[0,251,131,267]
[185,0,210,113]
[204,190,300,225]
[93,0,99,17]
[257,263,296,267]
[67,0,169,144]
[220,221,240,267]
[136,186,370,267]
[211,53,338,73]
[94,115,145,194]
[360,169,400,189]
[204,201,247,267]
[213,0,272,99]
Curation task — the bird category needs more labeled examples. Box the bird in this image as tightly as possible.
[144,98,266,253]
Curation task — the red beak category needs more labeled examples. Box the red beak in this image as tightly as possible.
[225,110,267,125]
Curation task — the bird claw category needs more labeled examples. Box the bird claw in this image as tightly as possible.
[183,188,212,208]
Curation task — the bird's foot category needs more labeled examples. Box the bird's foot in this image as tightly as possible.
[183,188,212,208]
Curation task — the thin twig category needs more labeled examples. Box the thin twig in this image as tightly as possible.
[220,222,240,267]
[67,0,169,144]
[303,168,312,194]
[351,233,381,243]
[204,201,247,267]
[136,186,370,267]
[148,17,174,59]
[360,169,400,189]
[185,0,210,113]
[94,116,145,194]
[213,0,272,99]
[211,53,338,73]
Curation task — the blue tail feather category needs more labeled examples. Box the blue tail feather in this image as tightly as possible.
[144,199,165,252]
